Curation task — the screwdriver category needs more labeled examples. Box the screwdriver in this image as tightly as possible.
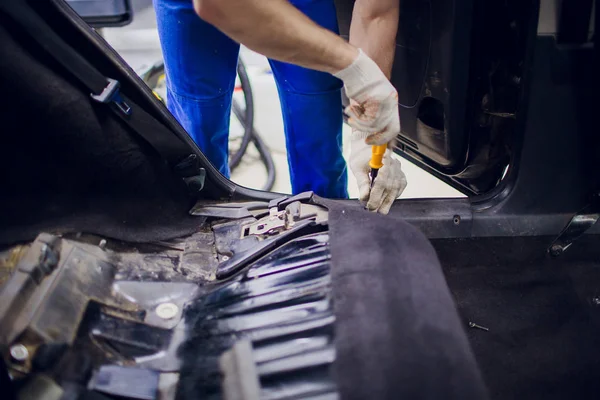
[342,105,387,188]
[369,144,387,188]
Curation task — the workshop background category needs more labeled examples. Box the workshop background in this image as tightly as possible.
[102,0,462,198]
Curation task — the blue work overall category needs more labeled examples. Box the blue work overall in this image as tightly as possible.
[153,0,348,198]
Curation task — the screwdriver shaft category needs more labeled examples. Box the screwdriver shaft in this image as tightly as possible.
[370,168,379,188]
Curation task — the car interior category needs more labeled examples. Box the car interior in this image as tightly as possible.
[0,0,597,399]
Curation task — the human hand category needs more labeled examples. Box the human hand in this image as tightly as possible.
[349,131,407,214]
[334,49,400,146]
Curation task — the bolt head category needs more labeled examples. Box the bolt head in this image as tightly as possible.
[550,245,564,257]
[156,303,179,320]
[10,344,29,362]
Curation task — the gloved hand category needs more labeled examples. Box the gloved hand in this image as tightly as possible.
[349,131,407,214]
[334,49,400,146]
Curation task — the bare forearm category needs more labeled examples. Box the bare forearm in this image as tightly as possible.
[349,0,399,78]
[194,0,357,74]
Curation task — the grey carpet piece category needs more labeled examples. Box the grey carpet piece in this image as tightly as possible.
[321,198,488,400]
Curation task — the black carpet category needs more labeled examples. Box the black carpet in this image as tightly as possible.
[436,236,600,400]
[0,20,202,246]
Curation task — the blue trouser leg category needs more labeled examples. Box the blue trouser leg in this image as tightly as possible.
[153,0,239,177]
[154,0,347,197]
[272,0,348,199]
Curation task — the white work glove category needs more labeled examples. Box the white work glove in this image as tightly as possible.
[334,49,400,146]
[350,131,407,214]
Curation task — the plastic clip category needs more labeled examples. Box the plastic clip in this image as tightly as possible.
[91,78,131,115]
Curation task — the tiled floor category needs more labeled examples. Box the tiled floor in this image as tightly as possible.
[102,2,463,199]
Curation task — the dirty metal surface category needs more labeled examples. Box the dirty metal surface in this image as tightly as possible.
[113,228,219,283]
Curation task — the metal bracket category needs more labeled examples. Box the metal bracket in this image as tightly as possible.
[245,209,287,236]
[548,194,600,257]
[241,202,327,238]
[191,201,270,220]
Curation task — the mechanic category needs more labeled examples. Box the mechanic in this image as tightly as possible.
[154,0,406,214]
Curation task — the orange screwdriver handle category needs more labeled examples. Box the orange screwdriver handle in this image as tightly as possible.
[369,144,386,170]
